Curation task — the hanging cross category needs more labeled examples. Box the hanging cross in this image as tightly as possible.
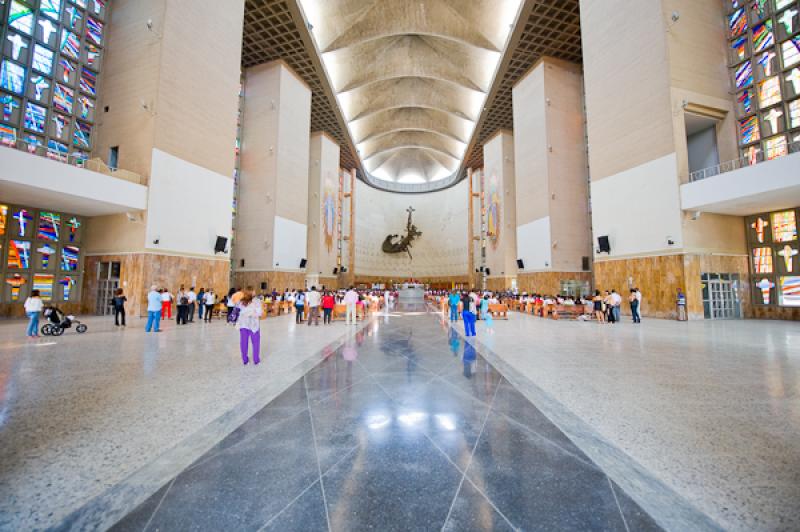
[764,107,783,133]
[7,34,28,61]
[779,8,798,34]
[38,18,57,43]
[37,244,56,267]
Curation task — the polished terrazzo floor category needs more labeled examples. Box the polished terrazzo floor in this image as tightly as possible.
[106,314,662,531]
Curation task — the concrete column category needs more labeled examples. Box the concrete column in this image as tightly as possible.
[512,57,592,296]
[482,130,517,291]
[306,132,341,289]
[233,61,312,291]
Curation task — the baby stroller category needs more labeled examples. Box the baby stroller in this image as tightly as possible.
[41,306,88,336]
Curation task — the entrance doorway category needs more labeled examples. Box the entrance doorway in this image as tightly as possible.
[701,273,742,319]
[95,261,121,315]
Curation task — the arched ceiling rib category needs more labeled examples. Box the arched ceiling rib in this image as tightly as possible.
[299,0,522,185]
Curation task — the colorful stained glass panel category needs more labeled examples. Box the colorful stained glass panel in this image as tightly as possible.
[32,45,54,75]
[72,121,90,148]
[41,0,62,20]
[24,102,46,133]
[53,83,74,113]
[729,8,748,37]
[8,240,30,269]
[61,246,79,271]
[753,21,775,52]
[1,60,26,94]
[790,99,800,128]
[782,37,800,68]
[38,212,61,241]
[739,115,760,144]
[0,125,17,146]
[779,276,800,306]
[735,61,753,89]
[8,1,34,35]
[765,135,788,160]
[772,210,797,242]
[60,29,80,60]
[753,247,773,273]
[758,76,781,106]
[33,274,53,300]
[79,67,96,95]
[732,36,748,62]
[86,17,103,45]
[0,204,7,236]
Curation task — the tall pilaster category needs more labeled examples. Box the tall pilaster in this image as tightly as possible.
[482,130,517,291]
[306,132,340,289]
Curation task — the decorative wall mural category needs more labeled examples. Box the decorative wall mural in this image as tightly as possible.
[322,177,336,253]
[382,206,422,259]
[486,174,500,247]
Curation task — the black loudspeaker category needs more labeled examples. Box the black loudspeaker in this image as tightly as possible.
[582,256,590,271]
[333,267,338,275]
[214,236,228,253]
[598,236,611,253]
[299,258,307,268]
[485,268,491,276]
[260,282,267,290]
[516,259,524,269]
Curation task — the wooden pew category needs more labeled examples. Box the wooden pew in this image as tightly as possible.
[550,304,584,320]
[488,304,509,319]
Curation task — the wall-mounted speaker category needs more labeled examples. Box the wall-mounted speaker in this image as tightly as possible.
[582,256,591,271]
[214,236,228,253]
[485,268,491,276]
[260,282,267,290]
[516,259,524,269]
[597,235,611,253]
[239,259,245,268]
[333,267,338,275]
[299,258,307,268]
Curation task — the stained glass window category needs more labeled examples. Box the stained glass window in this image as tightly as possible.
[58,58,75,83]
[85,44,100,67]
[737,88,754,114]
[729,8,748,37]
[61,245,79,271]
[86,17,103,45]
[751,0,770,21]
[78,95,93,120]
[13,208,32,236]
[51,113,68,138]
[789,99,800,128]
[757,50,777,77]
[758,76,782,106]
[762,107,784,134]
[779,276,800,306]
[0,204,7,236]
[765,134,788,159]
[32,45,55,75]
[0,124,17,146]
[30,75,49,101]
[772,210,797,242]
[753,247,773,273]
[753,21,775,52]
[735,61,753,89]
[1,60,26,94]
[59,276,76,300]
[8,240,31,268]
[782,37,800,68]
[8,1,34,35]
[60,29,80,60]
[38,211,61,241]
[41,0,62,20]
[73,120,90,148]
[53,83,74,113]
[33,274,53,300]
[71,0,88,8]
[732,35,748,62]
[1,94,20,122]
[24,102,46,133]
[48,139,67,155]
[739,115,760,144]
[79,67,96,95]
[777,0,795,11]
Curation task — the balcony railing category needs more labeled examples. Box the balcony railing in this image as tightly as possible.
[0,136,145,186]
[689,139,800,182]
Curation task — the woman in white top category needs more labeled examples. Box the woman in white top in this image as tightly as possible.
[237,293,263,365]
[24,289,44,337]
[203,290,216,322]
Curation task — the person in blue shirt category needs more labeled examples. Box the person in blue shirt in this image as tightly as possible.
[145,285,163,332]
[448,290,460,322]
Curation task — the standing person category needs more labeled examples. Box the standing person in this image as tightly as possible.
[294,290,306,324]
[676,289,687,321]
[611,289,622,323]
[161,289,173,319]
[593,290,605,324]
[146,285,163,332]
[176,285,189,325]
[187,287,197,323]
[384,288,391,314]
[24,289,43,337]
[629,289,641,324]
[306,286,321,326]
[112,288,127,327]
[204,289,216,322]
[634,288,643,322]
[343,286,358,325]
[448,290,460,322]
[480,294,494,334]
[603,291,615,324]
[226,288,241,325]
[461,291,476,337]
[322,290,335,325]
[237,292,263,365]
[197,287,205,321]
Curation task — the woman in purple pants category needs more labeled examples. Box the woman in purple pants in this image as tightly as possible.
[237,293,263,365]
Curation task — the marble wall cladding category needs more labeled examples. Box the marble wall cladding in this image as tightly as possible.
[82,254,230,317]
[516,271,593,296]
[594,254,754,320]
[232,271,308,294]
[486,276,516,292]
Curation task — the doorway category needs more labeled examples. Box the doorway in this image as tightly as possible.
[701,273,742,319]
[95,261,121,315]
[685,113,720,176]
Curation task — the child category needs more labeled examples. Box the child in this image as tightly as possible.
[237,293,263,365]
[480,294,494,334]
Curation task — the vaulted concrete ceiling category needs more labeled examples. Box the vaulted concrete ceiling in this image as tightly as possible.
[298,0,523,185]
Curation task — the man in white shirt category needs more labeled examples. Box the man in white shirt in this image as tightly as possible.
[343,287,358,325]
[610,289,623,323]
[187,287,197,323]
[306,285,321,326]
[146,285,163,332]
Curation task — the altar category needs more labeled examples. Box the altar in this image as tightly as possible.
[398,282,425,301]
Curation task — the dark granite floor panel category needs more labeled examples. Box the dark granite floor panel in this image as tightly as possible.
[109,311,663,532]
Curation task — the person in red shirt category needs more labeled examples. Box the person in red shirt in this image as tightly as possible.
[322,291,336,325]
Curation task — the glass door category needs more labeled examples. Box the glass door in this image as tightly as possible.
[702,273,742,319]
[94,261,120,315]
